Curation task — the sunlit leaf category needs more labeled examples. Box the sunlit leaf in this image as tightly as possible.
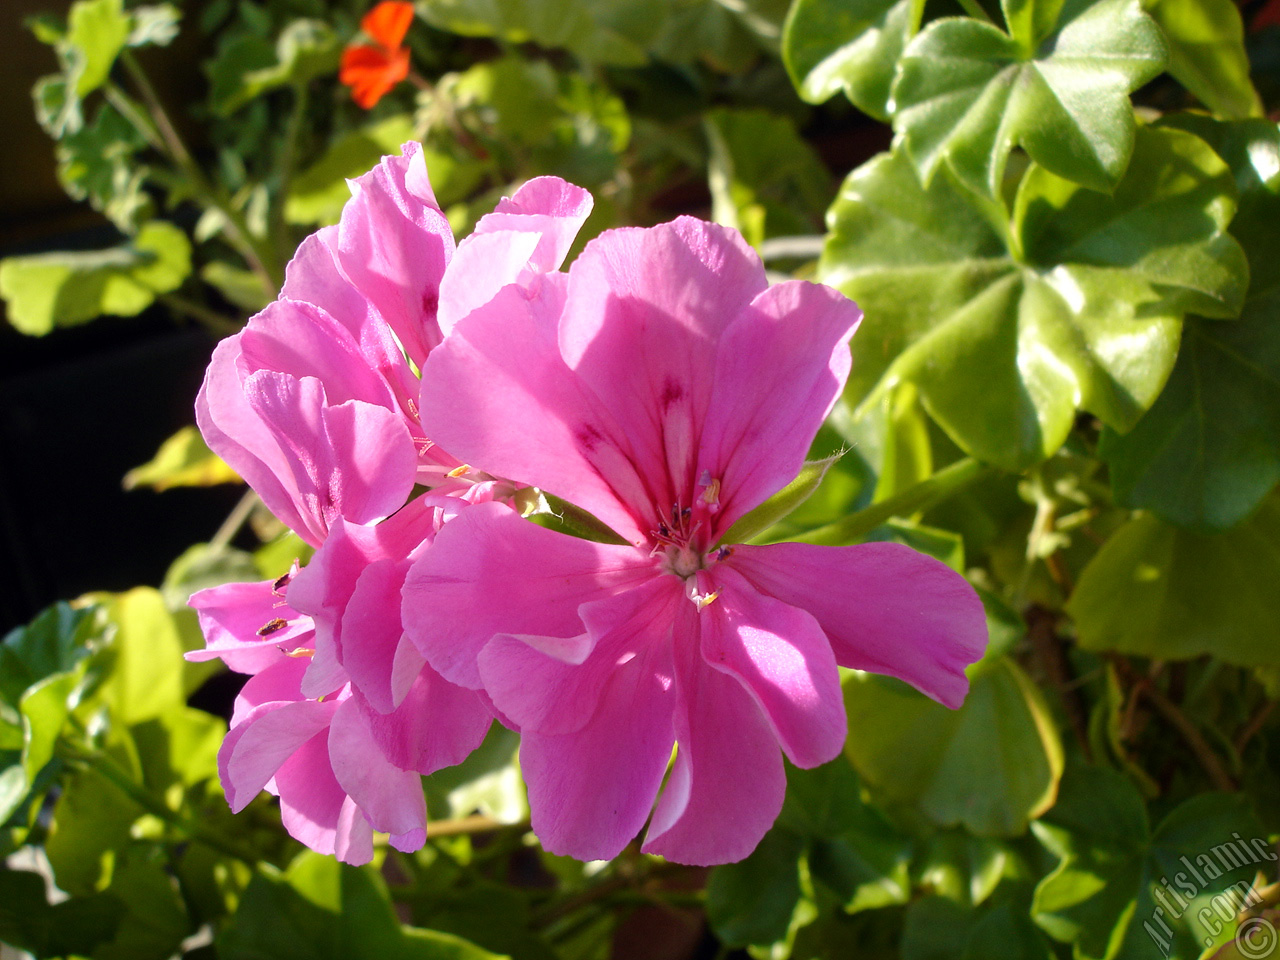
[842,657,1064,836]
[782,0,925,119]
[892,0,1167,196]
[123,425,241,492]
[1144,0,1262,120]
[0,221,192,335]
[821,126,1245,468]
[1067,494,1280,666]
[66,0,131,96]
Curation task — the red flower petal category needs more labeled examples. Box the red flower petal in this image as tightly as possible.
[340,44,410,109]
[361,0,414,49]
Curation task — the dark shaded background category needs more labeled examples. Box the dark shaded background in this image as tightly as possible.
[0,0,241,633]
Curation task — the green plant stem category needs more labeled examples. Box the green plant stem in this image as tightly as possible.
[211,489,260,549]
[427,814,530,838]
[115,51,283,292]
[270,82,308,268]
[58,743,262,863]
[159,293,242,336]
[788,457,992,545]
[956,0,996,23]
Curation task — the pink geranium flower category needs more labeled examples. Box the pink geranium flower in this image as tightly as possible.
[402,217,988,865]
[190,144,593,861]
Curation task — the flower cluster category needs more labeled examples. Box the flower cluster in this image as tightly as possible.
[190,142,988,866]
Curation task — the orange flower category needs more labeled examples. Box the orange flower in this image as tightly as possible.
[340,1,414,109]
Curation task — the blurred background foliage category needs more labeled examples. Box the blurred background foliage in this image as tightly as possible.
[3,0,1280,957]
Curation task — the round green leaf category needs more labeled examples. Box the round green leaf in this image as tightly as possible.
[1067,493,1280,666]
[822,126,1244,468]
[842,657,1064,837]
[781,0,925,119]
[892,0,1168,196]
[1145,0,1262,121]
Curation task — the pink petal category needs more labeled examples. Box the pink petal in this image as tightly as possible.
[436,230,541,336]
[727,542,987,709]
[476,176,593,272]
[335,142,454,367]
[281,230,422,419]
[696,566,845,768]
[402,501,653,688]
[516,581,681,860]
[419,274,652,544]
[360,665,492,774]
[553,218,769,522]
[187,579,312,674]
[245,372,418,535]
[477,576,680,736]
[275,731,373,865]
[287,497,441,703]
[198,336,315,544]
[230,656,308,727]
[238,299,400,410]
[697,281,861,539]
[642,619,786,865]
[328,696,427,841]
[219,697,339,812]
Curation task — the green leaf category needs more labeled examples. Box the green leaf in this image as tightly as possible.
[892,0,1167,196]
[123,425,240,492]
[821,125,1245,468]
[92,587,187,724]
[781,758,913,912]
[1067,494,1280,666]
[46,751,145,895]
[285,116,417,227]
[127,4,181,47]
[56,101,151,233]
[219,855,507,960]
[418,0,761,70]
[706,828,806,947]
[66,0,131,96]
[33,74,83,138]
[0,221,192,335]
[782,0,925,119]
[1032,767,1267,960]
[0,870,123,959]
[200,261,272,311]
[1100,119,1280,530]
[842,657,1064,836]
[724,454,843,544]
[226,18,340,111]
[0,603,97,707]
[1145,0,1262,119]
[704,108,832,249]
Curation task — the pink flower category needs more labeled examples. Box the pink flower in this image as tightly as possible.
[402,217,988,865]
[191,145,593,859]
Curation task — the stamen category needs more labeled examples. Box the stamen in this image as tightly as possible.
[446,463,470,478]
[286,647,315,658]
[257,617,288,636]
[700,477,721,507]
[691,589,720,611]
[715,546,733,561]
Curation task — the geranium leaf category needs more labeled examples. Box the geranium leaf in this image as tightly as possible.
[781,0,925,120]
[822,126,1244,468]
[842,657,1064,837]
[1067,493,1280,666]
[123,425,240,493]
[0,221,192,335]
[891,0,1167,196]
[1145,0,1262,120]
[1100,119,1280,529]
[1032,767,1266,960]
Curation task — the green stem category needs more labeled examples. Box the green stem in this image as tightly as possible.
[59,743,262,863]
[270,82,308,269]
[158,293,242,336]
[956,0,996,23]
[787,457,992,546]
[115,52,283,292]
[210,489,259,549]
